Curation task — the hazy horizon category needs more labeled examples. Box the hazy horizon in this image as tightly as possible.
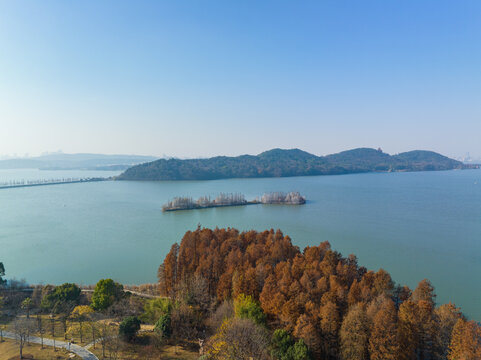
[0,146,478,162]
[1,1,480,159]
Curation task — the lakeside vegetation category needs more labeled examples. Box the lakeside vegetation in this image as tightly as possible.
[117,148,470,181]
[1,228,480,359]
[162,192,306,212]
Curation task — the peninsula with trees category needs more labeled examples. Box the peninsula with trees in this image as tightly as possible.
[116,147,470,181]
[1,228,480,359]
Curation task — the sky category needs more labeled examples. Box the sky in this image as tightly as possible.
[0,0,480,159]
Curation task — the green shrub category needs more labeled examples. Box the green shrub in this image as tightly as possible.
[271,330,311,360]
[119,316,141,341]
[271,329,295,359]
[91,279,123,311]
[287,339,310,360]
[141,298,172,324]
[41,283,81,310]
[154,313,172,338]
[234,294,266,325]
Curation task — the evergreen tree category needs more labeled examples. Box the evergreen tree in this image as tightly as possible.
[91,279,124,311]
[119,316,141,341]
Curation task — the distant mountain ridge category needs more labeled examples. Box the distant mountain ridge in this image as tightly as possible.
[0,153,157,170]
[117,148,467,181]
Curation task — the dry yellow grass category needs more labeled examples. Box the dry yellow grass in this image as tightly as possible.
[0,339,81,360]
[160,345,199,360]
[89,334,198,360]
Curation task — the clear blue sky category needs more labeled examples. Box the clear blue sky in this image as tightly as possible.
[0,0,480,158]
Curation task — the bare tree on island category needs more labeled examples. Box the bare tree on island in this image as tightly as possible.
[162,192,305,211]
[261,191,305,204]
[162,196,195,211]
[213,193,246,205]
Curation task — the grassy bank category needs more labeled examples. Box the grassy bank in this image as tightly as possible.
[0,339,80,360]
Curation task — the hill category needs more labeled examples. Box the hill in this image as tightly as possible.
[116,148,466,181]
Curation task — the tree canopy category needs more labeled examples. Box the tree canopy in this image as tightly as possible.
[41,283,81,310]
[158,227,481,359]
[234,294,266,326]
[91,279,124,311]
[119,316,141,341]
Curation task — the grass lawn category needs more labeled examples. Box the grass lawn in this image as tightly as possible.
[0,339,81,360]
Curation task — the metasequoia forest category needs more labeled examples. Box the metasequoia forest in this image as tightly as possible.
[158,227,481,360]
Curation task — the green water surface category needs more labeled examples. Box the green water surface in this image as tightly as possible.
[0,168,480,319]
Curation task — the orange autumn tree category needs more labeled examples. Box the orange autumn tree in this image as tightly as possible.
[368,297,399,360]
[448,319,481,360]
[157,227,480,359]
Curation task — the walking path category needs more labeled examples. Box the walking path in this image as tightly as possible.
[81,289,158,299]
[3,288,159,300]
[3,331,99,360]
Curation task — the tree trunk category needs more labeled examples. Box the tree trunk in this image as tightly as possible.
[51,319,56,351]
[79,321,83,343]
[62,318,68,340]
[91,326,96,349]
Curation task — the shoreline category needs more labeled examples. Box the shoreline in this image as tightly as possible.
[163,200,259,212]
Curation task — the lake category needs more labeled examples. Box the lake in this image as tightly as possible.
[0,168,480,320]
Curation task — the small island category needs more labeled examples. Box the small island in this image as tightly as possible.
[162,191,306,212]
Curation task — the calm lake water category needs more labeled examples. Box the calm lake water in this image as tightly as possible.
[0,168,480,320]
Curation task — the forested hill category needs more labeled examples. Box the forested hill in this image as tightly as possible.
[117,148,465,181]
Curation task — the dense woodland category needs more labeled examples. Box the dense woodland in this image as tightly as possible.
[157,227,481,360]
[117,148,467,181]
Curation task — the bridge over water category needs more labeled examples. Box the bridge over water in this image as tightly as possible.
[0,177,109,189]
